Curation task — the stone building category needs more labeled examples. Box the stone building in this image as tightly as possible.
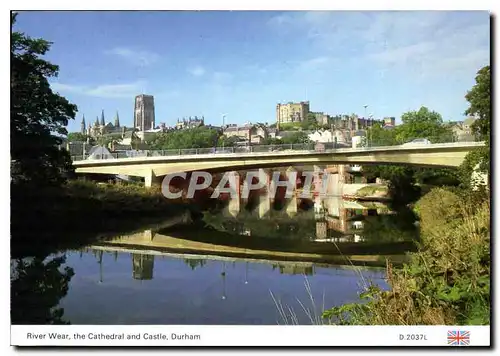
[449,117,477,142]
[87,110,124,138]
[175,116,205,130]
[311,112,329,126]
[134,94,155,131]
[276,101,310,128]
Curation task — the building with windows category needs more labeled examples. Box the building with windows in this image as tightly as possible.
[175,116,205,130]
[134,94,155,131]
[276,101,310,128]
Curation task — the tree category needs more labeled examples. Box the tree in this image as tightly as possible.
[366,123,397,147]
[465,65,490,141]
[67,132,87,142]
[11,13,77,187]
[301,113,320,130]
[281,131,310,144]
[460,65,490,189]
[262,137,283,145]
[394,107,454,144]
[148,127,220,150]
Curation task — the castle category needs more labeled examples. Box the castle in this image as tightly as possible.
[175,116,205,130]
[82,110,127,138]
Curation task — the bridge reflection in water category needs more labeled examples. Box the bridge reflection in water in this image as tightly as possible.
[63,196,409,325]
[88,195,417,272]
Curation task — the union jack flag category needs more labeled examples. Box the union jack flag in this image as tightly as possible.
[447,330,470,346]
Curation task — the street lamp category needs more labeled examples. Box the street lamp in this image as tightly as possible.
[363,105,369,147]
[221,114,227,151]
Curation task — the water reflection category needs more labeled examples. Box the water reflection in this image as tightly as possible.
[50,248,387,325]
[11,255,74,324]
[11,193,417,325]
[202,195,418,244]
[132,254,155,280]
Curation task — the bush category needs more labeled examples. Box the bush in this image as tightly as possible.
[323,187,490,325]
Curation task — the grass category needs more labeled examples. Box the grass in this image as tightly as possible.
[321,187,490,325]
[11,179,196,258]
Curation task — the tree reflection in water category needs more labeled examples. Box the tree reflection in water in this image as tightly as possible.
[11,255,74,324]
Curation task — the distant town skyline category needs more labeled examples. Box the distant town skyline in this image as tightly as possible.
[14,11,490,132]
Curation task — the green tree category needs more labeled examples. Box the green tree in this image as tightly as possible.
[301,113,320,130]
[460,65,490,187]
[11,13,77,187]
[366,123,397,146]
[394,107,454,144]
[218,135,240,147]
[465,65,490,140]
[148,127,220,150]
[281,131,310,144]
[67,132,87,142]
[262,137,283,145]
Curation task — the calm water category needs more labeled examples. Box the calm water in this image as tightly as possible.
[11,196,417,325]
[55,251,385,325]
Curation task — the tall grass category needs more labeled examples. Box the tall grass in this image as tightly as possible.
[270,278,328,325]
[322,187,490,325]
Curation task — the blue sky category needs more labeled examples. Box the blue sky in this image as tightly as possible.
[14,11,490,133]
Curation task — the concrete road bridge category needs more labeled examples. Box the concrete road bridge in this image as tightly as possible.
[72,141,484,187]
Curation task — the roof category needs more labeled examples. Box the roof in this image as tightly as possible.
[464,117,477,126]
[224,125,252,132]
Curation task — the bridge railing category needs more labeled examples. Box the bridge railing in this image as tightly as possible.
[71,137,481,162]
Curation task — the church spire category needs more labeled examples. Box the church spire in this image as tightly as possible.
[81,114,86,134]
[100,110,105,126]
[114,111,120,127]
[95,116,99,126]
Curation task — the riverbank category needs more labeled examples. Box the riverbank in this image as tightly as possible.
[322,187,490,325]
[10,180,199,257]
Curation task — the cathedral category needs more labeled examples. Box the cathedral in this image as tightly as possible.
[82,110,124,138]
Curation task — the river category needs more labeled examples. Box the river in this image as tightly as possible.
[11,195,419,325]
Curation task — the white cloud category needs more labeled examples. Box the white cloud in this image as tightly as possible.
[51,81,147,98]
[368,42,436,64]
[269,11,490,78]
[188,66,206,77]
[106,47,160,66]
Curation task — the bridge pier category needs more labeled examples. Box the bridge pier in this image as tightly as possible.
[313,165,328,196]
[144,170,162,189]
[223,172,241,218]
[284,166,298,217]
[257,169,271,218]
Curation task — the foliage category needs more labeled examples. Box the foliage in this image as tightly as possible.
[11,179,196,257]
[97,133,123,147]
[361,207,419,243]
[11,255,74,324]
[362,165,420,205]
[302,113,320,130]
[67,132,88,142]
[366,123,397,146]
[394,107,454,144]
[218,135,241,147]
[262,137,284,145]
[277,123,301,131]
[281,131,310,144]
[149,127,220,150]
[460,65,491,188]
[465,65,490,141]
[323,188,490,325]
[11,13,77,187]
[413,167,461,186]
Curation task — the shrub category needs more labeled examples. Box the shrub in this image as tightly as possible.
[323,188,490,325]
